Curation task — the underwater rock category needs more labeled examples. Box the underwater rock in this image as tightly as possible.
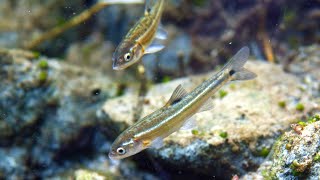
[0,49,55,141]
[242,115,320,179]
[50,155,160,180]
[0,49,118,177]
[0,147,27,179]
[103,60,316,178]
[286,45,320,99]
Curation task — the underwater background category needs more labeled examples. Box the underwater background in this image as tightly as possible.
[0,0,319,179]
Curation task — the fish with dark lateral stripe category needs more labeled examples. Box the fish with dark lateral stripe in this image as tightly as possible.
[112,0,167,70]
[109,47,257,159]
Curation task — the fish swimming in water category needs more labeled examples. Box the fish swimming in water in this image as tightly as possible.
[109,47,256,159]
[112,0,167,70]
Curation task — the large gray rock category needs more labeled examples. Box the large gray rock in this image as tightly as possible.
[242,115,320,180]
[0,49,118,178]
[103,60,316,178]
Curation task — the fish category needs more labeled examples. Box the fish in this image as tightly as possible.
[112,0,167,70]
[109,47,256,159]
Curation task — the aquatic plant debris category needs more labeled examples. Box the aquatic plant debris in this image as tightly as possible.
[112,0,167,70]
[24,0,144,50]
[109,47,256,159]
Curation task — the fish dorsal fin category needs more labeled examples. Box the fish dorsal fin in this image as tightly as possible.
[165,85,188,107]
[198,99,214,112]
[145,0,156,15]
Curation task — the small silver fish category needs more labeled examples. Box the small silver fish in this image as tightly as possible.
[112,0,167,70]
[109,47,256,159]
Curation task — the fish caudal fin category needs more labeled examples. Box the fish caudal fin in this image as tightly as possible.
[225,46,257,81]
[230,68,257,81]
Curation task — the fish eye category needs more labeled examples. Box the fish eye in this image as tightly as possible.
[124,53,131,61]
[116,147,126,155]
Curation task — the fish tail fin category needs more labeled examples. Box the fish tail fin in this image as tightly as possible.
[226,46,257,81]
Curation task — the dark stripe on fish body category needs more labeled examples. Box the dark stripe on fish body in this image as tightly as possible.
[171,98,183,105]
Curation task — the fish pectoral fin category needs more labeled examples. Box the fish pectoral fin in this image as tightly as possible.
[180,116,196,130]
[165,84,188,107]
[144,43,165,54]
[155,26,168,40]
[198,99,214,112]
[142,140,152,148]
[150,137,164,149]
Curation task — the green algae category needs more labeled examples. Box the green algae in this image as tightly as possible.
[219,131,228,138]
[161,76,171,83]
[229,84,236,90]
[38,59,49,69]
[33,51,41,59]
[297,121,307,127]
[259,147,270,158]
[278,101,286,108]
[192,129,206,136]
[191,129,199,135]
[289,160,304,176]
[218,90,228,99]
[308,114,320,123]
[38,71,48,82]
[295,103,304,111]
[314,152,320,162]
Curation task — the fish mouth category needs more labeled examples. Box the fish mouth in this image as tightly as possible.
[112,59,127,70]
[112,59,121,70]
[112,55,140,70]
[108,151,118,160]
[112,65,122,70]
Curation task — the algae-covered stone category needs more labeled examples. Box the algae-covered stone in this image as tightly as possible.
[243,115,320,179]
[0,49,55,140]
[103,61,316,178]
[0,49,118,177]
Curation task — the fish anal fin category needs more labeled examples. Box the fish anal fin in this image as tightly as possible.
[151,137,164,149]
[180,116,196,130]
[198,99,214,112]
[165,84,188,107]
